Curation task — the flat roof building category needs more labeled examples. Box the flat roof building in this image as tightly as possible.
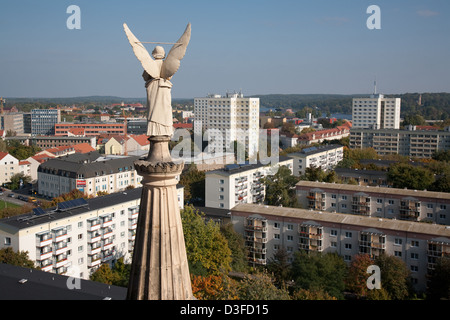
[231,202,450,293]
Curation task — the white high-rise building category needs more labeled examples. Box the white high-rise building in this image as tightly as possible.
[352,93,401,129]
[194,92,260,158]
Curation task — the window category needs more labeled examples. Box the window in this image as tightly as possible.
[274,222,280,229]
[394,238,402,246]
[331,229,337,236]
[377,199,383,204]
[410,253,419,260]
[274,234,280,239]
[345,232,352,238]
[287,224,293,231]
[388,200,394,205]
[411,240,419,247]
[440,204,447,210]
[4,237,11,245]
[345,243,352,250]
[341,195,347,200]
[219,179,224,184]
[287,235,293,241]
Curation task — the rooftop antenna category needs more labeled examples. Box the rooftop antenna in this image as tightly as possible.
[373,77,377,95]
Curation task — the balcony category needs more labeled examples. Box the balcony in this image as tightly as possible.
[54,242,69,255]
[36,233,53,247]
[102,227,113,239]
[88,232,102,243]
[88,255,102,268]
[87,220,101,232]
[53,229,68,243]
[55,256,68,268]
[38,247,53,260]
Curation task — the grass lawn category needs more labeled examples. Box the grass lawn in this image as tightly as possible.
[0,201,21,210]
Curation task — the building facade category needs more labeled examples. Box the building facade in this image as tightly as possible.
[194,92,260,157]
[205,156,293,210]
[0,189,141,280]
[1,113,24,135]
[289,144,344,176]
[296,181,450,225]
[0,152,20,185]
[31,109,61,135]
[352,94,401,129]
[349,126,450,159]
[37,152,143,198]
[231,203,450,293]
[54,123,126,137]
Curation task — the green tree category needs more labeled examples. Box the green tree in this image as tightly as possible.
[266,248,292,289]
[8,173,31,190]
[427,256,450,300]
[0,247,36,268]
[345,254,374,297]
[179,164,205,205]
[374,253,412,300]
[220,223,248,273]
[6,140,41,160]
[181,205,232,276]
[90,264,121,285]
[263,165,300,208]
[291,251,347,299]
[89,257,130,287]
[387,163,434,190]
[237,272,291,300]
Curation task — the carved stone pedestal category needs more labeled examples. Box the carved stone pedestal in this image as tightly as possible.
[126,136,193,300]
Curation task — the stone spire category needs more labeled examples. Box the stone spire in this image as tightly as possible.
[126,136,193,300]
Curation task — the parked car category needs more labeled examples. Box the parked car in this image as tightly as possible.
[7,193,15,198]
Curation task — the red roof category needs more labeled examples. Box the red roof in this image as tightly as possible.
[173,123,193,129]
[73,143,96,153]
[131,134,150,146]
[0,152,9,161]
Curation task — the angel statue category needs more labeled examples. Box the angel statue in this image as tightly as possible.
[123,23,191,137]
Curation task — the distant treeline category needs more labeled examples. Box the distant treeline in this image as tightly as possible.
[251,93,450,120]
[5,93,450,119]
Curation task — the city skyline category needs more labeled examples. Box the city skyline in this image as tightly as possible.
[1,0,449,99]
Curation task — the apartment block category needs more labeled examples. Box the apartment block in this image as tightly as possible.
[37,152,143,198]
[0,189,141,280]
[194,92,260,157]
[231,203,450,293]
[289,144,344,176]
[205,156,293,210]
[352,94,401,129]
[296,181,450,225]
[349,126,450,158]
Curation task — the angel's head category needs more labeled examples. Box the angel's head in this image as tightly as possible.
[152,46,165,60]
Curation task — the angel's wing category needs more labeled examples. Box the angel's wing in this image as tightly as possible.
[123,23,160,79]
[161,23,191,80]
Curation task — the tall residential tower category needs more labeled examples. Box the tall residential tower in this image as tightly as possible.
[352,91,401,129]
[194,92,259,158]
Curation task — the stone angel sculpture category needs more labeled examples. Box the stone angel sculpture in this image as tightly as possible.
[123,23,191,137]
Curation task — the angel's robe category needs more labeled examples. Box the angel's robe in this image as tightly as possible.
[143,66,174,137]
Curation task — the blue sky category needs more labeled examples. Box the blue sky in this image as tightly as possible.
[0,0,449,99]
